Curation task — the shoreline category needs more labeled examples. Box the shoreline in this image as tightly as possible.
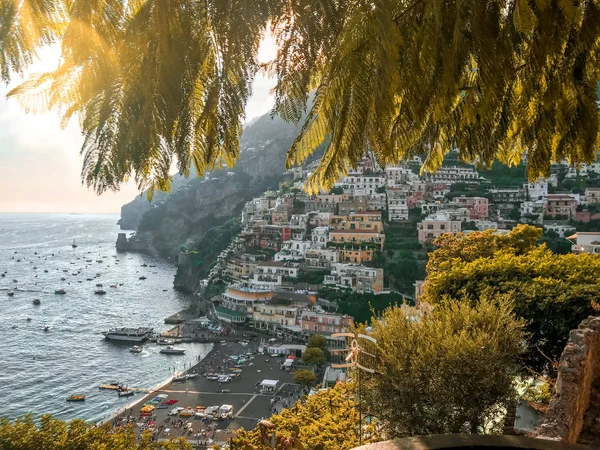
[100,342,216,425]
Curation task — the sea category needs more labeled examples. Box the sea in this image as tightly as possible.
[0,213,212,423]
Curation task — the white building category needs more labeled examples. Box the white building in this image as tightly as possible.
[422,166,480,183]
[253,261,300,286]
[323,263,384,293]
[387,188,409,221]
[305,248,339,269]
[569,232,600,254]
[524,179,548,201]
[543,223,576,238]
[335,175,385,195]
[311,227,330,249]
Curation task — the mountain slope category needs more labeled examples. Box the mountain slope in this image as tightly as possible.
[117,112,299,260]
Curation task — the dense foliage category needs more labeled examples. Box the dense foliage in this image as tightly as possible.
[0,415,190,450]
[3,1,600,193]
[293,369,317,387]
[232,383,380,450]
[423,225,600,372]
[364,296,526,437]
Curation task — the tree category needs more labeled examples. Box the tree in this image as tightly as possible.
[2,1,599,195]
[293,369,317,387]
[302,347,326,365]
[307,334,328,352]
[364,295,526,438]
[232,383,380,449]
[0,415,191,449]
[423,227,600,373]
[426,225,542,274]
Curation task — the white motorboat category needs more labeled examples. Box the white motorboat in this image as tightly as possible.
[102,327,153,343]
[159,345,185,355]
[129,345,143,353]
[156,338,175,345]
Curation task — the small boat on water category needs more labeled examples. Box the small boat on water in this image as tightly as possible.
[157,338,175,346]
[54,289,66,295]
[129,345,143,353]
[71,240,78,249]
[32,299,41,305]
[94,290,106,295]
[7,291,14,297]
[118,390,135,398]
[99,383,122,390]
[26,318,32,322]
[43,325,50,332]
[96,283,103,287]
[160,346,185,355]
[139,276,147,280]
[66,394,85,402]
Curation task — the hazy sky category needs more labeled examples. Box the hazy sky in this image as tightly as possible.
[0,39,278,214]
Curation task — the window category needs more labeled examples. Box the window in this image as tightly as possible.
[427,224,434,230]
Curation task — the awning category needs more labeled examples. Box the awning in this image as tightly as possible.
[260,379,279,388]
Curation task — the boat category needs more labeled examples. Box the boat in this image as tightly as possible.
[94,290,106,295]
[139,276,147,280]
[71,240,78,249]
[32,299,41,305]
[26,318,32,322]
[129,345,143,353]
[118,390,135,398]
[7,291,14,297]
[96,283,103,287]
[156,338,175,346]
[43,325,50,332]
[173,375,188,382]
[160,346,185,355]
[54,289,66,295]
[102,327,153,343]
[99,383,122,390]
[66,394,85,402]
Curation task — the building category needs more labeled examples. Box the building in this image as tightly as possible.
[454,196,489,219]
[253,261,300,286]
[252,304,300,331]
[417,213,462,243]
[323,263,384,293]
[304,248,339,269]
[543,223,576,238]
[329,211,386,255]
[338,247,376,264]
[569,232,600,254]
[335,174,385,195]
[214,305,246,324]
[300,310,354,335]
[387,188,409,221]
[524,179,548,201]
[544,194,577,220]
[520,200,545,223]
[311,227,330,249]
[223,255,262,282]
[274,240,312,261]
[219,285,274,321]
[585,188,600,205]
[422,166,480,183]
[488,187,527,203]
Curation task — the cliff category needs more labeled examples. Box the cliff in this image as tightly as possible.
[117,112,299,268]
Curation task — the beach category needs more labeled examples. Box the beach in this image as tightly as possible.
[109,337,301,447]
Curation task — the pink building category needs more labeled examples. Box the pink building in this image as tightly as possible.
[300,311,354,335]
[455,196,489,219]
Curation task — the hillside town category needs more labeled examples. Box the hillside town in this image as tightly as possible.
[185,152,600,340]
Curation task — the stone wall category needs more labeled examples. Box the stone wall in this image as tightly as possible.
[535,316,600,443]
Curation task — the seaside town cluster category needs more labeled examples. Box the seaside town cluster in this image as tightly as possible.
[193,153,600,336]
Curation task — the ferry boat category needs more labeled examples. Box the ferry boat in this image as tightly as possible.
[102,327,153,343]
[159,345,185,355]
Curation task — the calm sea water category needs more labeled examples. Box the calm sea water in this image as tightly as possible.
[0,213,211,423]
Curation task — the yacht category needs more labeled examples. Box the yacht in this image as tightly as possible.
[156,338,175,346]
[129,345,143,353]
[159,346,185,355]
[102,327,153,343]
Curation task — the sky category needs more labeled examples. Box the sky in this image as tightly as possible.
[0,38,278,214]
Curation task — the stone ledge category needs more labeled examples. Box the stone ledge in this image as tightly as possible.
[351,435,593,450]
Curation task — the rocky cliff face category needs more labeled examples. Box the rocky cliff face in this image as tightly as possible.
[117,113,299,266]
